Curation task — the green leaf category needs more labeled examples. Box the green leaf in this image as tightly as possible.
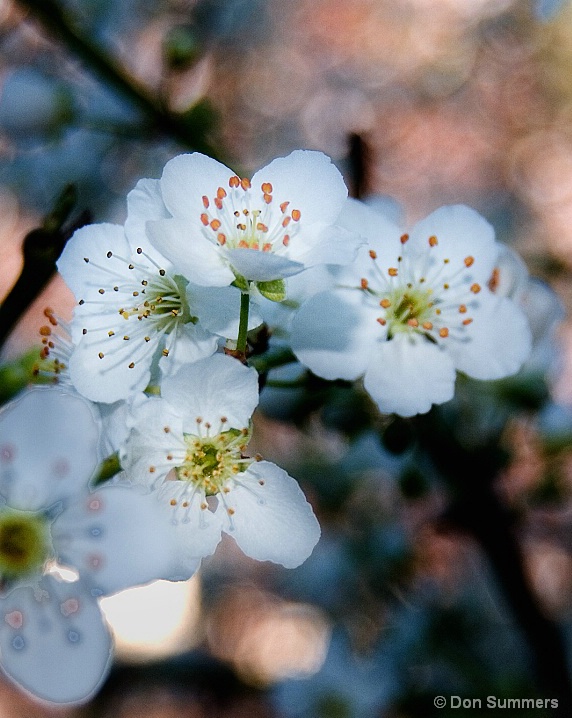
[256,279,286,302]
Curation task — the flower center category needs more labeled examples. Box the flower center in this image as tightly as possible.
[199,177,302,253]
[0,509,51,581]
[364,236,480,342]
[175,426,253,496]
[118,273,192,331]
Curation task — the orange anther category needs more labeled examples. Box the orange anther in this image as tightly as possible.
[263,193,272,204]
[422,321,433,330]
[170,499,177,506]
[256,222,268,232]
[488,267,500,292]
[210,219,221,231]
[282,235,290,246]
[388,268,398,277]
[459,304,467,313]
[217,187,227,199]
[280,201,290,213]
[291,209,301,221]
[215,198,223,210]
[200,213,209,226]
[217,233,227,245]
[400,233,409,244]
[464,256,474,267]
[377,317,387,326]
[202,195,209,208]
[470,283,481,294]
[360,278,369,289]
[240,177,251,190]
[237,223,247,231]
[380,299,391,308]
[229,176,240,188]
[462,318,473,325]
[429,235,438,247]
[439,327,449,338]
[39,326,51,336]
[238,240,249,248]
[282,216,291,228]
[408,318,419,327]
[261,182,273,193]
[262,243,272,252]
[369,250,377,259]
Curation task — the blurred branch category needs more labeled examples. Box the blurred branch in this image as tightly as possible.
[14,0,221,157]
[0,185,89,351]
[416,409,572,713]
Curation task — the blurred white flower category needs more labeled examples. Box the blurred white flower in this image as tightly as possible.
[0,389,184,704]
[291,200,532,416]
[121,354,320,570]
[490,245,564,374]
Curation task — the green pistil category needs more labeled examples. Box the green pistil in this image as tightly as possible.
[176,427,252,496]
[384,287,435,338]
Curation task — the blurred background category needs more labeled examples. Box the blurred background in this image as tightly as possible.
[2,0,572,715]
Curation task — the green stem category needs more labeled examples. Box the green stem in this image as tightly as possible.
[236,292,250,358]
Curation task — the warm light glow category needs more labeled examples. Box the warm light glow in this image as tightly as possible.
[100,576,201,662]
[206,586,331,684]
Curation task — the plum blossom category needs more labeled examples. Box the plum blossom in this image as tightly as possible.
[57,191,261,403]
[120,354,320,571]
[291,200,532,417]
[0,388,184,704]
[142,150,362,301]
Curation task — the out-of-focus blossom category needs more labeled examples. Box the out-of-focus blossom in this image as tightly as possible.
[121,354,320,570]
[0,389,183,704]
[291,200,532,416]
[490,245,564,374]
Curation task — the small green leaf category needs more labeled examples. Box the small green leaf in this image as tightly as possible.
[256,279,286,302]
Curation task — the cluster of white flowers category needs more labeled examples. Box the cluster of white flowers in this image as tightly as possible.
[4,149,537,704]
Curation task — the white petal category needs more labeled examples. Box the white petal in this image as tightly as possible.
[69,331,155,403]
[221,247,305,281]
[159,323,218,375]
[57,223,130,299]
[408,205,499,284]
[286,223,364,268]
[0,389,99,511]
[216,461,320,568]
[157,482,221,572]
[160,153,235,221]
[161,354,259,429]
[120,397,184,486]
[125,178,171,250]
[291,289,380,380]
[147,218,234,286]
[363,335,456,416]
[0,576,112,704]
[52,484,190,593]
[448,294,532,380]
[190,285,263,337]
[251,150,347,226]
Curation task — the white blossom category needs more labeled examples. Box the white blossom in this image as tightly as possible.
[142,150,362,301]
[121,354,320,571]
[291,200,532,416]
